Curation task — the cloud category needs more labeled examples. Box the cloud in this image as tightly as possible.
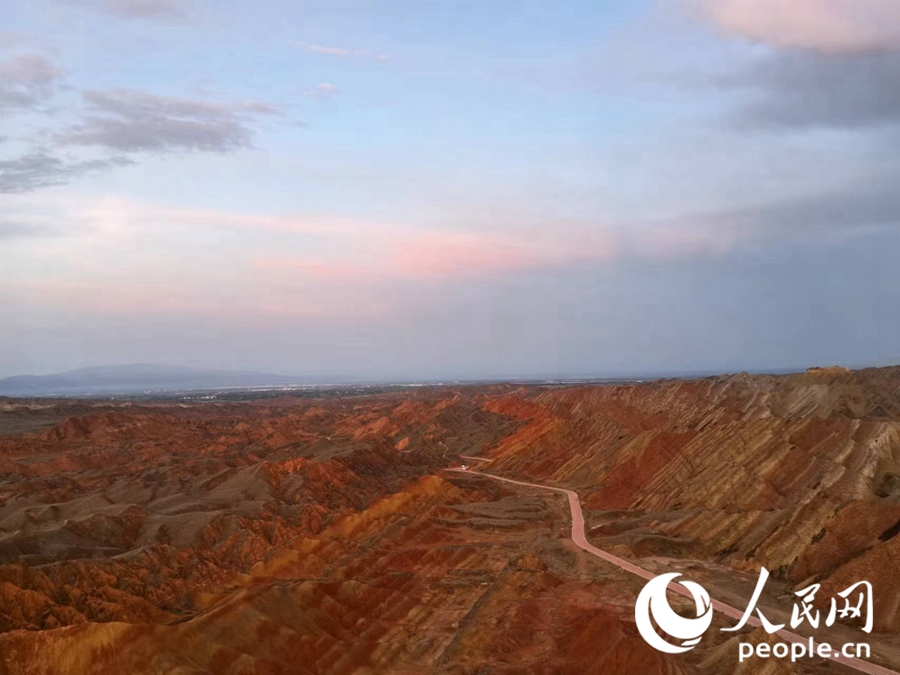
[0,152,133,193]
[60,89,278,152]
[68,0,189,21]
[0,54,61,113]
[679,182,900,242]
[255,230,605,283]
[292,41,388,62]
[8,180,900,337]
[723,51,900,130]
[294,42,351,57]
[693,0,900,54]
[14,172,900,301]
[74,199,392,236]
[23,195,617,282]
[379,229,620,280]
[691,1,900,130]
[53,188,896,287]
[305,82,340,101]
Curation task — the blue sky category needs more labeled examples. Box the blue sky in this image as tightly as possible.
[3,0,900,379]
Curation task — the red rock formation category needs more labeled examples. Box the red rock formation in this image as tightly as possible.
[1,368,900,673]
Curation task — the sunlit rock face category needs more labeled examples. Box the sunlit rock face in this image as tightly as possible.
[481,367,900,633]
[0,367,899,673]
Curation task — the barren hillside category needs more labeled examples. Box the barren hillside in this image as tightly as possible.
[1,367,899,674]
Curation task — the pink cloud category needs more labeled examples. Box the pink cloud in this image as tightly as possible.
[5,194,762,327]
[291,41,388,62]
[78,197,396,238]
[692,0,900,53]
[59,196,742,287]
[384,232,579,279]
[306,82,340,100]
[255,228,618,284]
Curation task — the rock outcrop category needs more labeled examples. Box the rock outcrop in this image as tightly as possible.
[2,367,900,673]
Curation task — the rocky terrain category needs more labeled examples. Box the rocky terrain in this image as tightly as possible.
[1,367,899,673]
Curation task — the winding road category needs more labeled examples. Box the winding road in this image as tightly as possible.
[448,462,899,675]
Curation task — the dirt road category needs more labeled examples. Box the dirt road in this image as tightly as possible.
[447,466,899,675]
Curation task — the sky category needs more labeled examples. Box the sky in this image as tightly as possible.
[2,0,900,380]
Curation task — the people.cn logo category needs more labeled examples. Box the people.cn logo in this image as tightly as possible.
[635,573,713,654]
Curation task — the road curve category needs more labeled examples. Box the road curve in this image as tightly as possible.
[447,467,899,675]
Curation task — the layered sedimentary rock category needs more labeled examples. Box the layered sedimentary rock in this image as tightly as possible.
[482,368,900,634]
[0,394,519,634]
[1,367,899,673]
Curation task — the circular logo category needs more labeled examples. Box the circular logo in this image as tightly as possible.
[635,573,713,654]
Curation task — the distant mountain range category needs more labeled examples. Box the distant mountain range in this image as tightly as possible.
[0,364,303,397]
